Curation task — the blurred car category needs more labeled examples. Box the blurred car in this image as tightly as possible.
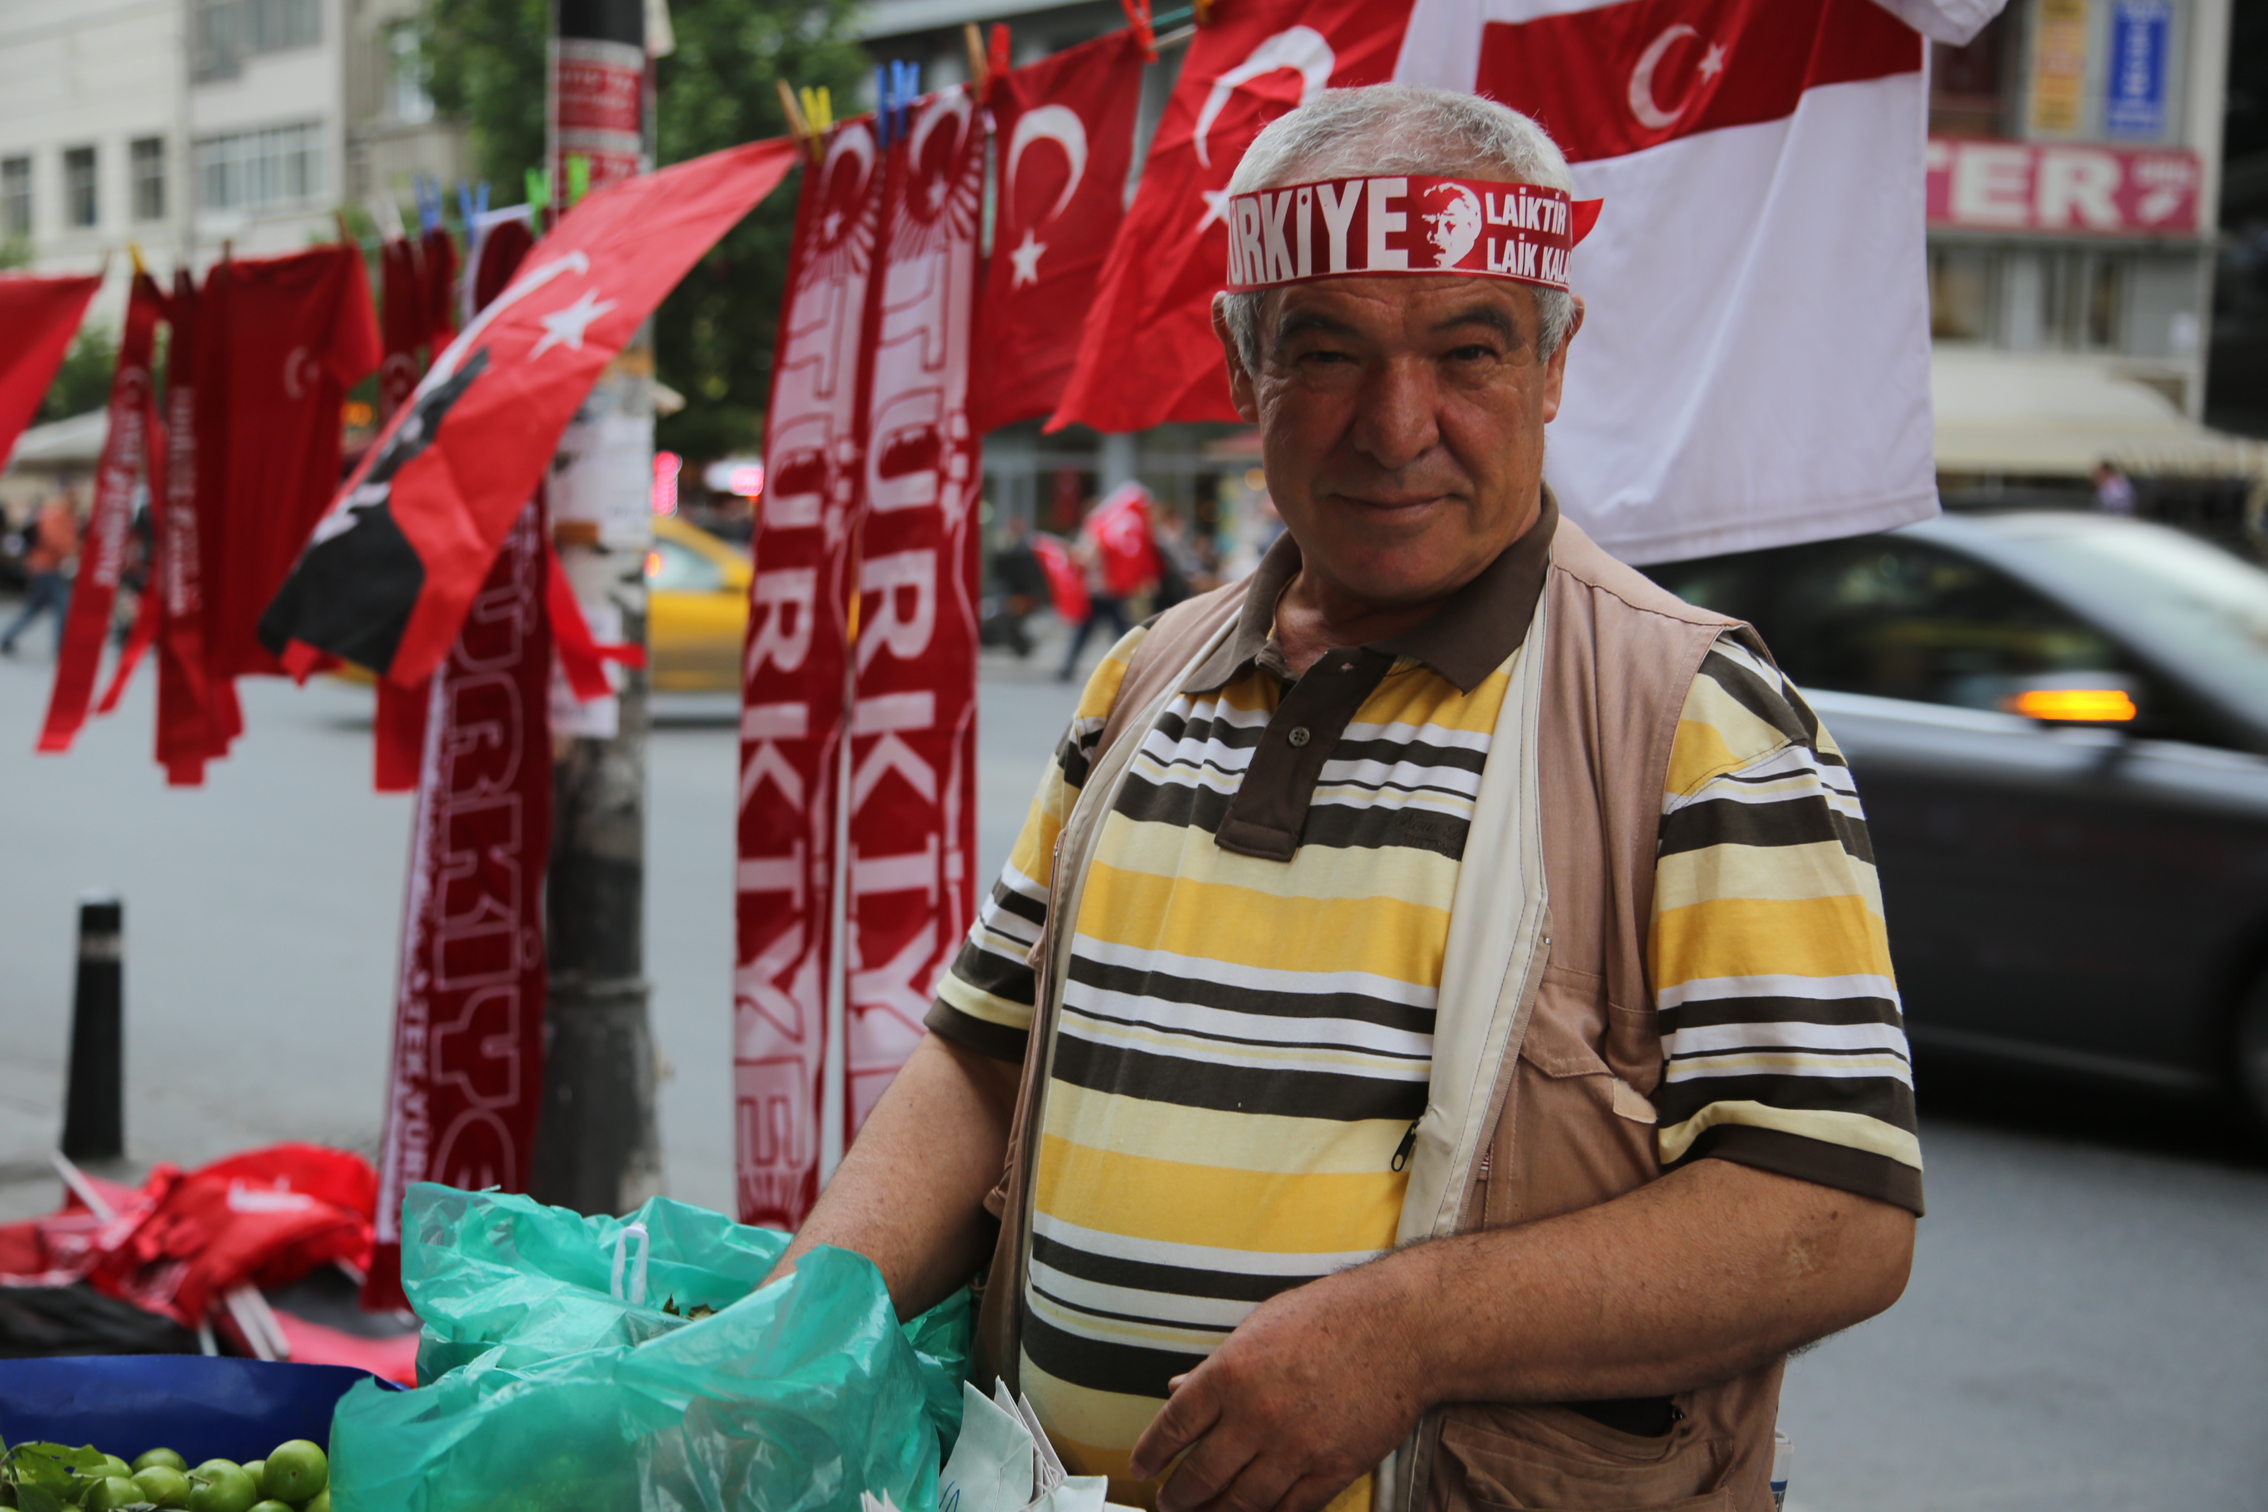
[647,514,749,692]
[1644,511,2268,1127]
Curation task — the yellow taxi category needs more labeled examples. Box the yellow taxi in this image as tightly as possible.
[647,513,750,691]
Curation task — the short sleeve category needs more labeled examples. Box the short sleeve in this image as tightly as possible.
[1648,634,1924,1215]
[925,624,1151,1060]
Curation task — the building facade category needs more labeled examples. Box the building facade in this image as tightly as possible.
[0,0,464,309]
[1923,0,2234,471]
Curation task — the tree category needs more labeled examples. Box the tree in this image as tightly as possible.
[39,325,118,424]
[423,0,872,462]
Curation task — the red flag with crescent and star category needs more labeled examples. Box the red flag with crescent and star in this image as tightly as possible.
[968,29,1147,435]
[201,245,382,683]
[1049,0,1407,433]
[260,138,800,688]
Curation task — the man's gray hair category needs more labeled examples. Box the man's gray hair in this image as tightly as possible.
[1217,85,1578,374]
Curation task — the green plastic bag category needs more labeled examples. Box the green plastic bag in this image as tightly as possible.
[329,1185,970,1512]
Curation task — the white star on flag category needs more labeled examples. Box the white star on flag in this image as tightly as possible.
[529,288,617,359]
[1198,187,1233,232]
[1008,228,1047,288]
[1698,42,1728,78]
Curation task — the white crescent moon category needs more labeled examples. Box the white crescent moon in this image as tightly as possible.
[1628,24,1700,131]
[1007,105,1089,225]
[282,345,318,400]
[909,89,974,169]
[822,121,876,205]
[1194,25,1335,168]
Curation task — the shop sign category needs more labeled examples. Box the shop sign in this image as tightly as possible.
[1926,137,2201,235]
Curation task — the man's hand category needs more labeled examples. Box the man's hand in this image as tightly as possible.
[1129,1262,1430,1512]
[1127,1161,1913,1512]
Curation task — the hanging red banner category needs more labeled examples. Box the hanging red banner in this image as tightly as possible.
[154,271,232,786]
[37,274,164,753]
[364,499,551,1310]
[968,29,1147,434]
[0,273,102,471]
[735,120,884,1230]
[844,89,985,1137]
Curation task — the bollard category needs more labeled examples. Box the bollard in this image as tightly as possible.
[60,891,123,1162]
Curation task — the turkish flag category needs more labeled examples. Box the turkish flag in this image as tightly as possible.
[968,29,1147,434]
[36,274,164,753]
[1084,481,1162,597]
[1395,0,1977,560]
[200,246,382,681]
[261,138,800,688]
[0,273,102,471]
[735,120,886,1230]
[1050,1,1408,433]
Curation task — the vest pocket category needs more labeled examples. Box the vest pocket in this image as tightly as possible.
[1486,969,1660,1228]
[1433,1407,1733,1512]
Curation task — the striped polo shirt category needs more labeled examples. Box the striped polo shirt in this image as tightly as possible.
[928,506,1919,1503]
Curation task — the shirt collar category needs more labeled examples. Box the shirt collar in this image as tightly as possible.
[1184,487,1560,696]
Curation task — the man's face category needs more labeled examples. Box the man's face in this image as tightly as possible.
[1218,274,1579,610]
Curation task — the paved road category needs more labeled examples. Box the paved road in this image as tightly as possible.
[2,631,2265,1506]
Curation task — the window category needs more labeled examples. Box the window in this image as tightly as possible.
[246,0,319,53]
[1,157,28,238]
[2040,249,2123,351]
[191,0,242,81]
[1929,246,1996,340]
[63,146,96,229]
[1929,13,2012,137]
[195,122,325,213]
[388,25,434,124]
[191,0,318,80]
[131,137,165,221]
[646,538,725,593]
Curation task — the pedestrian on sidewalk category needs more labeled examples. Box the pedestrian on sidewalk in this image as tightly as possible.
[0,495,79,657]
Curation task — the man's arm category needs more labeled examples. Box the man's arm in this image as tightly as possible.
[1131,1159,1912,1512]
[765,1033,1022,1319]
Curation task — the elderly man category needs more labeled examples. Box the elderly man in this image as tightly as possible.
[778,85,1921,1512]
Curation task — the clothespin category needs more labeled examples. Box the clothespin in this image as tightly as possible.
[456,179,475,231]
[474,180,490,220]
[874,64,891,149]
[989,24,1010,84]
[565,153,592,208]
[334,208,358,248]
[1193,0,1212,23]
[419,174,445,234]
[894,59,920,136]
[777,79,818,163]
[126,243,145,277]
[1121,0,1157,59]
[964,22,989,99]
[526,166,551,211]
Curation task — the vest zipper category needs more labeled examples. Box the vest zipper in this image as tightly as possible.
[1391,1118,1421,1172]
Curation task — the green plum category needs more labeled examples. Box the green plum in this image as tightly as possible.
[132,1465,194,1508]
[82,1476,145,1512]
[258,1441,327,1505]
[186,1462,260,1512]
[132,1448,190,1474]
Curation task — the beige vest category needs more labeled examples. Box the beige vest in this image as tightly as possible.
[977,519,1781,1512]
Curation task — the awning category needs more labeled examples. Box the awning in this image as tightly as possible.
[4,408,108,470]
[1932,348,2268,479]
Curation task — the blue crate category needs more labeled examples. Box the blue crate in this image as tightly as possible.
[0,1355,398,1463]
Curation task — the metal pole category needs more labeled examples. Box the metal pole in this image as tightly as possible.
[530,0,664,1216]
[60,891,123,1163]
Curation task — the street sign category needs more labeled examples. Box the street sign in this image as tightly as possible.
[2105,0,2171,139]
